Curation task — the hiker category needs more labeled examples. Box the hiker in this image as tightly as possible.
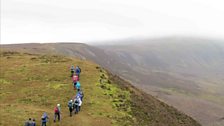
[24,118,32,126]
[72,74,79,82]
[73,98,80,114]
[75,81,81,90]
[75,66,81,77]
[54,104,61,122]
[72,75,79,89]
[70,65,75,77]
[77,88,84,101]
[68,100,73,117]
[41,112,49,126]
[77,96,82,111]
[31,118,36,126]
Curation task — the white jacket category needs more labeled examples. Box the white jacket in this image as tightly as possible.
[78,97,82,106]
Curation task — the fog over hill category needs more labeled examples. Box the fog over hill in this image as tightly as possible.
[97,37,224,126]
[100,37,224,78]
[2,37,224,126]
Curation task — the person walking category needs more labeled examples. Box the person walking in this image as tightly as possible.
[31,118,36,126]
[77,96,82,111]
[70,65,75,77]
[75,66,81,78]
[72,74,79,82]
[73,98,80,114]
[77,88,84,101]
[41,112,49,126]
[54,104,61,122]
[68,100,73,117]
[72,75,79,90]
[76,81,81,90]
[24,118,32,126]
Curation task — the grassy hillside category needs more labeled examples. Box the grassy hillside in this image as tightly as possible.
[0,51,200,126]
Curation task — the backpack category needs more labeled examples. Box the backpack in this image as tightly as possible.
[54,107,59,113]
[41,115,47,121]
[76,68,80,74]
[74,99,79,105]
[68,102,73,108]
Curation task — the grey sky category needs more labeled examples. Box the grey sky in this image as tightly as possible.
[1,0,224,44]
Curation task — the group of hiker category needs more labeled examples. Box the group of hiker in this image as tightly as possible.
[25,113,49,126]
[24,65,83,126]
[24,118,36,126]
[68,66,84,116]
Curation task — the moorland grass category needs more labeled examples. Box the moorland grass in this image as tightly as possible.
[0,52,133,126]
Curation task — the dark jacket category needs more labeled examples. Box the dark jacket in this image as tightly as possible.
[24,121,32,126]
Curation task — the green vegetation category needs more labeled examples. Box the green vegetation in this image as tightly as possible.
[0,51,201,126]
[96,69,133,125]
[0,51,121,126]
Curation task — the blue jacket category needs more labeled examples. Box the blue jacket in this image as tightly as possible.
[41,113,49,123]
[75,67,81,74]
[77,91,84,98]
[76,93,81,98]
[31,122,36,126]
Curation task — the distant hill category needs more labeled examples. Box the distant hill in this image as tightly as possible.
[1,37,224,125]
[99,37,224,77]
[0,51,200,126]
[98,37,224,126]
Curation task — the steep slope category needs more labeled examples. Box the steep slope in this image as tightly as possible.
[0,51,200,126]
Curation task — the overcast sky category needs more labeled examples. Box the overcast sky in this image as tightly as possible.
[1,0,224,44]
